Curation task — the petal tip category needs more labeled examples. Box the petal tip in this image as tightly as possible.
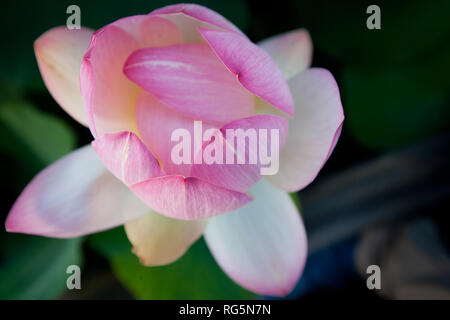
[4,215,15,233]
[34,26,93,126]
[199,27,295,117]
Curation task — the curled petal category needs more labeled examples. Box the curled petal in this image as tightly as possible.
[267,68,344,192]
[204,179,307,296]
[5,146,149,238]
[199,28,294,116]
[34,27,93,125]
[191,114,288,192]
[130,175,252,220]
[91,131,164,186]
[125,211,207,266]
[258,29,312,80]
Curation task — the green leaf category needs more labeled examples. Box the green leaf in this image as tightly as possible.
[0,234,82,299]
[89,227,255,299]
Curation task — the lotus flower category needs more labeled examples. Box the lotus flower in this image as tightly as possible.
[5,4,344,296]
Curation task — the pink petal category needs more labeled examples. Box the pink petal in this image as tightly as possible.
[135,91,217,176]
[81,15,182,138]
[258,29,312,80]
[81,24,141,138]
[124,43,254,123]
[204,179,307,296]
[267,68,344,192]
[104,14,148,38]
[124,211,207,266]
[138,15,183,47]
[199,28,294,116]
[130,175,252,220]
[34,27,93,126]
[5,146,149,238]
[191,114,288,192]
[95,14,182,47]
[150,3,245,39]
[91,131,164,186]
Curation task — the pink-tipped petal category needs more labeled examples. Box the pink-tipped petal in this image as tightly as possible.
[5,146,149,238]
[34,27,93,125]
[267,68,344,192]
[191,115,288,192]
[80,15,183,138]
[150,3,245,39]
[204,179,307,296]
[91,131,164,186]
[124,43,254,123]
[130,175,252,220]
[135,91,217,176]
[199,28,294,116]
[124,211,207,266]
[81,25,141,137]
[258,29,312,80]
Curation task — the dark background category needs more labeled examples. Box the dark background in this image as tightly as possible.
[0,0,449,299]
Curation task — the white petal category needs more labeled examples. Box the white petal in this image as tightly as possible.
[267,68,344,192]
[204,179,307,296]
[258,29,312,80]
[5,145,149,237]
[125,212,207,266]
[34,27,93,125]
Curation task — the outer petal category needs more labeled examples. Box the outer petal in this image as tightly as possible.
[81,15,182,138]
[5,146,149,238]
[267,68,345,192]
[150,3,245,42]
[204,179,307,296]
[130,175,252,220]
[124,43,254,123]
[124,211,207,266]
[258,29,312,80]
[81,24,141,137]
[199,28,294,116]
[34,27,93,125]
[191,115,288,192]
[91,131,164,186]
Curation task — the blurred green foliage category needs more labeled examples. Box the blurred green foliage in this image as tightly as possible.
[293,0,450,66]
[343,64,450,148]
[0,235,82,299]
[0,99,81,299]
[290,0,450,149]
[0,0,449,299]
[0,100,76,164]
[89,227,255,299]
